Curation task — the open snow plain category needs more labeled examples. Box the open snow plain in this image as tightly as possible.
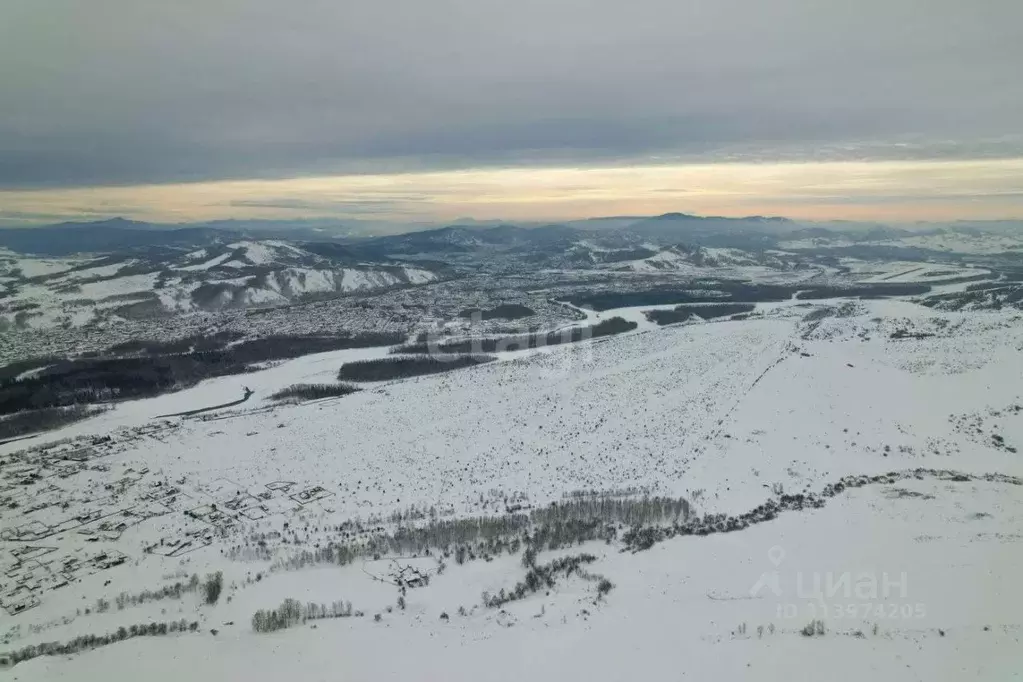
[2,295,1023,680]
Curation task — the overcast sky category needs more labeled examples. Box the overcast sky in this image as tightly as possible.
[1,0,1021,224]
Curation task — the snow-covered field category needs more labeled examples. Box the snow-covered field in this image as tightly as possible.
[839,259,988,284]
[2,294,1022,680]
[17,477,1023,681]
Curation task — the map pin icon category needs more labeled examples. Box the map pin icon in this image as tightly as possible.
[768,545,785,567]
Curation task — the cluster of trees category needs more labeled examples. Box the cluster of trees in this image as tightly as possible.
[1,619,200,666]
[267,517,527,573]
[269,382,361,402]
[614,469,1005,554]
[645,303,756,326]
[0,405,105,441]
[268,494,693,576]
[794,284,931,300]
[620,504,787,551]
[337,354,496,382]
[0,356,60,382]
[385,513,531,556]
[521,495,691,552]
[203,571,224,605]
[392,317,638,355]
[111,575,200,610]
[889,328,935,340]
[226,333,404,360]
[270,543,362,572]
[483,553,600,608]
[532,494,690,528]
[569,282,934,311]
[801,619,827,637]
[251,598,357,633]
[923,283,1023,311]
[524,518,617,551]
[0,333,403,417]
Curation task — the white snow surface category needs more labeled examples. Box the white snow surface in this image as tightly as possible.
[3,297,1023,680]
[58,262,133,282]
[0,258,84,278]
[17,482,1023,680]
[77,274,160,300]
[176,252,233,271]
[226,240,306,266]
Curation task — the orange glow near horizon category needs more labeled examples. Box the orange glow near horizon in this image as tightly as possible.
[2,158,1022,225]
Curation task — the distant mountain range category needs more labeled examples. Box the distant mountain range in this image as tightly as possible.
[2,213,1019,258]
[1,213,1020,331]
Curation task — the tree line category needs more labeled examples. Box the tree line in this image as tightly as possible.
[392,317,637,355]
[568,282,933,311]
[0,405,105,441]
[263,494,693,575]
[0,333,403,417]
[645,303,756,326]
[270,383,362,401]
[1,619,201,667]
[252,598,359,633]
[337,355,496,382]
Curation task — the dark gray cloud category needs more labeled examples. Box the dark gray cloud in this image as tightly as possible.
[1,0,1020,188]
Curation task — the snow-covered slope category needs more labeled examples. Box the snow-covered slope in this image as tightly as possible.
[181,264,439,311]
[2,296,1022,679]
[0,239,441,328]
[176,241,313,270]
[612,244,791,273]
[15,478,1023,681]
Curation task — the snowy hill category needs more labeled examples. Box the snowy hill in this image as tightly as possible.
[611,244,792,273]
[2,292,1022,679]
[778,224,1023,256]
[0,238,441,329]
